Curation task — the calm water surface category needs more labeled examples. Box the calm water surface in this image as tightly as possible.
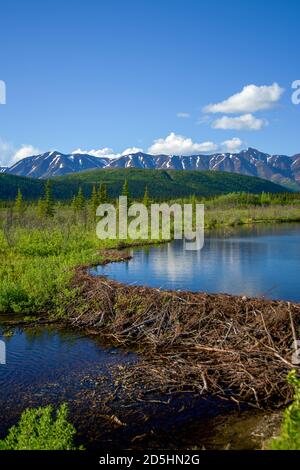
[1,224,294,449]
[0,325,137,446]
[92,223,300,302]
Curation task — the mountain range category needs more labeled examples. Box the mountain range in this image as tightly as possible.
[2,148,300,189]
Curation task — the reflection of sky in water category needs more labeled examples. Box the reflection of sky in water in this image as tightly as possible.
[91,224,300,302]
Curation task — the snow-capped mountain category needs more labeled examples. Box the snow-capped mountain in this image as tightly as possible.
[4,148,300,188]
[7,151,109,179]
[0,167,7,173]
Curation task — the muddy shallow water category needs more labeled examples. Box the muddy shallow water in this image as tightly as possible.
[0,323,282,449]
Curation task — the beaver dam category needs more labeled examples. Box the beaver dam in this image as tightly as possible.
[65,248,300,410]
[2,226,300,449]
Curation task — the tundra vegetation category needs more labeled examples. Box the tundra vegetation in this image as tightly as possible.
[0,404,82,450]
[1,183,300,450]
[1,183,300,315]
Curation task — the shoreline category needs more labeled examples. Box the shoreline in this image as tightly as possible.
[1,223,300,410]
[55,249,299,409]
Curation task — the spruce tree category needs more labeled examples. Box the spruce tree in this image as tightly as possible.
[90,185,99,218]
[98,182,108,204]
[122,179,131,205]
[142,186,150,207]
[15,189,25,215]
[75,187,85,211]
[37,198,46,218]
[44,180,54,217]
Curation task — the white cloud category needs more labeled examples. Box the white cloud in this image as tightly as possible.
[0,139,14,166]
[73,146,144,159]
[221,138,243,153]
[12,145,40,164]
[176,112,190,118]
[121,147,143,155]
[212,113,267,131]
[0,140,40,166]
[72,147,115,158]
[203,83,284,114]
[148,132,218,155]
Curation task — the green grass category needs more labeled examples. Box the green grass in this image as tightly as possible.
[1,197,300,316]
[269,370,300,450]
[0,404,82,450]
[0,168,289,201]
[0,207,158,315]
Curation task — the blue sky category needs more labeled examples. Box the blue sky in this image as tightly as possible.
[0,0,299,165]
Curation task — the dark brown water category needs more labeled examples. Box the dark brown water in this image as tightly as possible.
[0,323,277,450]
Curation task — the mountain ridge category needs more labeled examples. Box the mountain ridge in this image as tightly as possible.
[2,147,300,189]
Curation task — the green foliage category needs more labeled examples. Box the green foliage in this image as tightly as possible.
[14,189,25,216]
[37,198,46,218]
[269,370,300,450]
[73,187,85,212]
[1,168,291,202]
[37,181,54,218]
[0,206,150,314]
[44,180,54,217]
[98,182,108,204]
[121,178,131,205]
[1,193,300,315]
[89,185,99,218]
[0,404,83,450]
[143,186,150,207]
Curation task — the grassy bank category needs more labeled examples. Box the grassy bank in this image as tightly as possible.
[1,193,300,316]
[0,207,146,315]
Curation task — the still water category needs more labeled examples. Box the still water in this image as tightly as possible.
[92,224,300,302]
[0,325,137,447]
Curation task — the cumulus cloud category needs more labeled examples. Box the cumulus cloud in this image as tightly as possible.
[221,138,243,153]
[212,113,267,131]
[203,83,284,114]
[12,145,40,164]
[72,147,115,158]
[73,146,144,159]
[0,139,40,166]
[121,147,143,155]
[148,132,218,155]
[176,112,190,118]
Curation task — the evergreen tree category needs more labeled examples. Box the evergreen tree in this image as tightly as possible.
[71,195,77,214]
[122,179,131,205]
[98,182,108,204]
[74,187,85,212]
[44,180,54,217]
[142,186,150,207]
[36,181,54,218]
[37,198,46,218]
[89,185,99,218]
[15,189,25,215]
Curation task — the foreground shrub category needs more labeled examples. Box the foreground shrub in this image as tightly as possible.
[0,404,83,450]
[269,370,300,450]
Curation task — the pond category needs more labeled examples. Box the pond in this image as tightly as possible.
[2,224,294,449]
[91,223,300,302]
[0,325,278,450]
[0,325,138,448]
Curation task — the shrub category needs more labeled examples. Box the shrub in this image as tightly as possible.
[269,370,300,450]
[0,404,83,450]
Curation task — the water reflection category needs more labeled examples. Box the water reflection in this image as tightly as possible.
[92,224,300,302]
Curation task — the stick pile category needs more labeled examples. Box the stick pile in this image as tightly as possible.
[66,251,300,408]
